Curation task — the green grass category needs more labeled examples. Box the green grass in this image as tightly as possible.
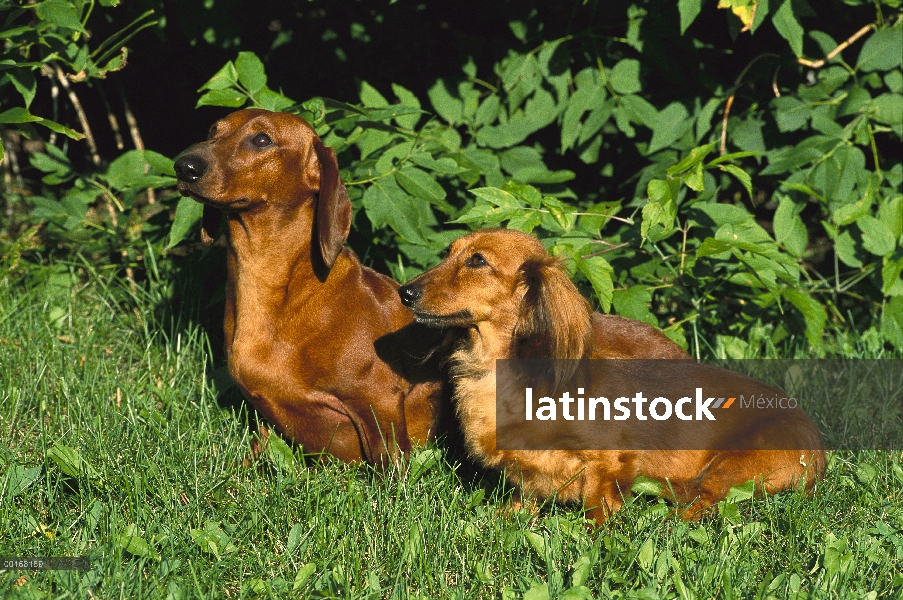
[1,259,902,599]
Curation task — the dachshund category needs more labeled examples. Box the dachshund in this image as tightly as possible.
[398,228,825,523]
[174,109,443,464]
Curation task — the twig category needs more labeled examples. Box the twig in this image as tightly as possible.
[97,84,125,150]
[772,65,782,98]
[581,241,629,259]
[118,83,156,204]
[797,23,875,69]
[720,53,780,155]
[48,63,101,166]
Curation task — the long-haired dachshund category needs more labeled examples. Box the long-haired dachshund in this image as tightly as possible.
[174,109,442,464]
[399,228,825,523]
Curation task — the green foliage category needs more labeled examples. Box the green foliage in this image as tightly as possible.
[2,0,901,356]
[1,1,173,278]
[172,1,902,354]
[0,0,157,153]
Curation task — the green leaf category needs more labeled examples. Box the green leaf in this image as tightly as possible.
[678,0,704,34]
[772,0,804,58]
[35,0,87,33]
[574,252,614,312]
[293,563,317,591]
[722,164,753,200]
[857,215,895,256]
[642,178,680,241]
[608,59,642,95]
[882,297,903,348]
[265,434,294,472]
[670,142,717,175]
[857,28,903,73]
[105,150,176,191]
[235,52,267,94]
[879,195,903,239]
[286,524,303,555]
[773,195,808,258]
[392,83,422,129]
[725,480,756,502]
[428,80,463,125]
[118,525,154,558]
[408,448,441,483]
[200,61,238,91]
[0,107,42,124]
[46,444,96,478]
[784,289,827,347]
[395,167,449,210]
[3,465,42,498]
[871,93,903,126]
[256,88,296,112]
[648,102,692,154]
[7,69,36,109]
[881,257,903,299]
[637,538,656,573]
[196,89,246,109]
[696,237,734,258]
[524,581,550,600]
[773,96,809,132]
[559,586,594,600]
[470,187,523,210]
[612,285,657,325]
[359,80,389,107]
[363,178,430,244]
[190,521,237,558]
[833,229,863,268]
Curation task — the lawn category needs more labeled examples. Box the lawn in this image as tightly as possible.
[1,256,902,599]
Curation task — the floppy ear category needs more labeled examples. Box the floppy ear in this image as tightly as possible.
[200,205,222,246]
[513,255,594,364]
[313,138,352,270]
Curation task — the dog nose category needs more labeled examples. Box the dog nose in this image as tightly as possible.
[398,284,422,308]
[174,154,207,183]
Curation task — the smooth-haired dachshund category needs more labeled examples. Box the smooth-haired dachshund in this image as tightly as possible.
[399,228,825,523]
[175,109,442,464]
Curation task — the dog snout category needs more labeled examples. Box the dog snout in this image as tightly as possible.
[174,154,208,183]
[398,283,422,308]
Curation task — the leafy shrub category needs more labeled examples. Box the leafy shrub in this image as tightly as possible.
[171,0,902,356]
[2,0,901,357]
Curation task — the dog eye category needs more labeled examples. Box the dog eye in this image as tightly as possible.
[251,133,273,147]
[465,253,487,268]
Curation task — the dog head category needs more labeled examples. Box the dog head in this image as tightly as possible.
[174,109,351,269]
[398,229,593,362]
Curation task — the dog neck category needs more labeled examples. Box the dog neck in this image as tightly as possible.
[222,201,338,359]
[224,203,320,294]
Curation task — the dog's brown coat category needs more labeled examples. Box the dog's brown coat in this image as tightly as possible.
[176,109,442,463]
[399,229,825,523]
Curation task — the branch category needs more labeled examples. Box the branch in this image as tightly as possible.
[797,23,875,69]
[48,63,101,166]
[720,53,780,155]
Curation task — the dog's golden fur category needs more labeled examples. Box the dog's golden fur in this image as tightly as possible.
[399,229,825,524]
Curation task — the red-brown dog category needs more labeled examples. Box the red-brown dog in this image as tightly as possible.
[399,228,825,523]
[174,109,442,463]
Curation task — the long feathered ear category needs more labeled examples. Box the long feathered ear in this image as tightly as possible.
[200,205,222,246]
[313,138,352,270]
[513,255,594,388]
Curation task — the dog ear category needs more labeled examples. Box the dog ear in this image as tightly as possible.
[313,138,352,270]
[513,256,594,386]
[200,205,222,246]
